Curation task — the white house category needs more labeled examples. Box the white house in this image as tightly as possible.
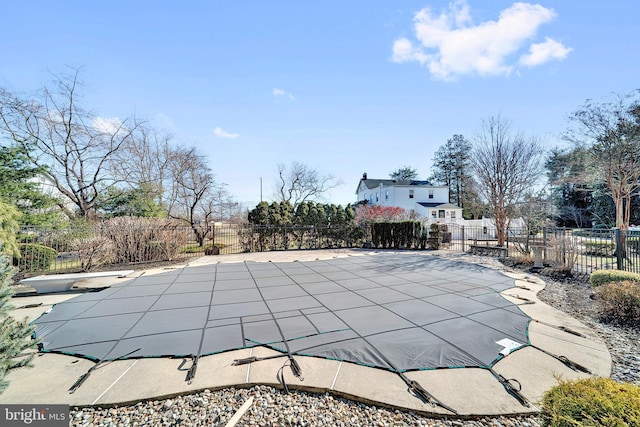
[355,173,464,225]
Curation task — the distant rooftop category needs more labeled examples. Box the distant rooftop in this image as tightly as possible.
[358,178,433,191]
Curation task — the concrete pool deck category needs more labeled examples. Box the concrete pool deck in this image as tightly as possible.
[1,249,611,417]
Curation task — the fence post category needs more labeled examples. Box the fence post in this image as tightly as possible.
[615,228,623,271]
[461,225,465,252]
[542,227,548,261]
[284,224,288,250]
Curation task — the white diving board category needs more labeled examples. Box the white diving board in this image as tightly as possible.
[20,270,134,294]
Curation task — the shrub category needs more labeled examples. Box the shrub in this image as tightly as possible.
[595,281,640,326]
[427,223,442,250]
[13,243,57,273]
[583,239,616,256]
[590,270,640,287]
[540,377,640,427]
[101,217,187,263]
[0,199,21,258]
[0,255,37,394]
[549,236,580,272]
[369,221,424,249]
[69,236,115,272]
[573,228,613,238]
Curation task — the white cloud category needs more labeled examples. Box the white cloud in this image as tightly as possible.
[519,37,572,67]
[392,1,571,80]
[272,87,295,100]
[213,127,239,139]
[93,116,125,134]
[391,38,429,64]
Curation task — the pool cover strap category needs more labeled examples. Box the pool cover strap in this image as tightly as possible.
[531,345,592,374]
[186,355,199,384]
[232,354,288,366]
[246,261,304,392]
[277,357,304,393]
[490,370,529,407]
[402,374,458,415]
[69,347,141,394]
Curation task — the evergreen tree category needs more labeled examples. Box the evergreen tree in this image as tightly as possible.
[279,201,294,225]
[294,202,310,225]
[0,254,37,394]
[546,147,595,227]
[344,204,355,224]
[389,166,418,181]
[268,202,282,225]
[430,134,477,213]
[247,202,270,225]
[0,199,21,258]
[97,185,165,218]
[308,203,328,226]
[0,144,59,226]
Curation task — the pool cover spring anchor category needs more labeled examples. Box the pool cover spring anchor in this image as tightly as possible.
[505,294,535,305]
[400,375,458,415]
[277,357,304,393]
[532,319,586,338]
[186,356,199,384]
[232,353,289,366]
[490,370,529,407]
[69,348,141,394]
[531,345,592,374]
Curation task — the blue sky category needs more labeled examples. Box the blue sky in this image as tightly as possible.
[1,1,638,208]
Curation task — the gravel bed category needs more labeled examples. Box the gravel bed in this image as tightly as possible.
[69,253,639,427]
[72,386,542,427]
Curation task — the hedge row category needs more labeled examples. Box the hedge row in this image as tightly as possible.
[370,221,426,249]
[590,270,640,287]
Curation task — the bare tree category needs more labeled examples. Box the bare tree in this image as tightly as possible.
[472,116,545,246]
[565,91,640,231]
[166,146,219,246]
[0,69,140,220]
[275,161,343,207]
[111,124,174,210]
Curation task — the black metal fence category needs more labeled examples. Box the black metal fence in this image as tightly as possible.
[13,222,640,280]
[219,224,365,253]
[439,225,639,278]
[14,224,207,276]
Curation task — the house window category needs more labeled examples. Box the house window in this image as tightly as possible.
[428,190,434,199]
[431,211,436,218]
[451,211,456,219]
[385,190,389,200]
[376,192,379,202]
[409,190,414,199]
[438,210,445,218]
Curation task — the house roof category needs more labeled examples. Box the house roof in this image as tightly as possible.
[417,202,461,209]
[357,178,433,192]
